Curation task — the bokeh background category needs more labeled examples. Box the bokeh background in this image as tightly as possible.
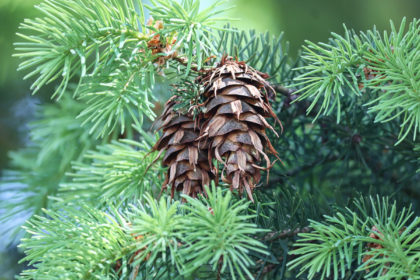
[0,0,419,278]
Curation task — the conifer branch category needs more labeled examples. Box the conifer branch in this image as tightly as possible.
[14,0,148,99]
[18,205,133,279]
[0,96,97,243]
[288,196,420,280]
[59,132,164,206]
[18,186,268,280]
[214,26,291,82]
[4,1,420,279]
[292,18,420,144]
[180,185,269,280]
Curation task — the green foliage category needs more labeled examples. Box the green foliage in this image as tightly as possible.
[251,186,322,234]
[170,78,204,118]
[126,185,268,280]
[29,96,94,170]
[181,185,268,280]
[269,89,419,210]
[214,27,291,82]
[14,0,156,137]
[147,0,231,72]
[4,0,420,279]
[18,205,132,280]
[15,0,147,98]
[362,18,420,143]
[127,195,181,263]
[292,28,365,122]
[59,132,163,206]
[293,18,420,144]
[0,96,97,242]
[18,187,267,280]
[125,194,183,278]
[75,47,156,138]
[288,196,420,280]
[14,0,233,137]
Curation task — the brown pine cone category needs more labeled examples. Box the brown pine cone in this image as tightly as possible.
[197,58,281,201]
[152,96,211,197]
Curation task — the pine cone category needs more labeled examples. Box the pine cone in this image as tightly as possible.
[198,58,280,201]
[152,96,211,197]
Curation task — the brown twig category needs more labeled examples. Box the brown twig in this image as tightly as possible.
[272,84,296,97]
[253,227,311,279]
[172,55,210,73]
[265,227,311,241]
[217,255,223,280]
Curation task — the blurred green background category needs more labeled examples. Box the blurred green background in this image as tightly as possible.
[0,0,418,278]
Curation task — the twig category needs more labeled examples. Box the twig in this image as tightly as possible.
[217,255,223,280]
[253,228,311,279]
[172,56,210,73]
[272,84,296,97]
[265,227,311,241]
